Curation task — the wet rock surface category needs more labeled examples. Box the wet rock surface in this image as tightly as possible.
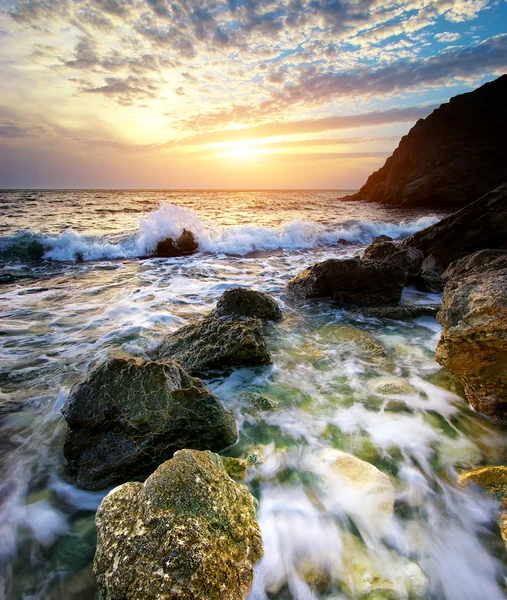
[151,315,272,373]
[287,257,407,306]
[94,449,263,600]
[342,76,507,208]
[435,250,507,420]
[62,357,237,490]
[153,229,198,257]
[363,240,424,276]
[352,304,441,320]
[213,287,283,321]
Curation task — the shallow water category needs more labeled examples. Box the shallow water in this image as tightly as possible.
[0,190,505,600]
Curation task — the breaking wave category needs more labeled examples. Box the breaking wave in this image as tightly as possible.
[0,203,440,263]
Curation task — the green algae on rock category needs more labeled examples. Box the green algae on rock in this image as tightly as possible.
[62,357,237,490]
[213,287,283,322]
[94,449,263,600]
[151,315,272,373]
[220,455,248,480]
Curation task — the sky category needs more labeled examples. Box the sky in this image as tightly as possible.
[0,0,506,189]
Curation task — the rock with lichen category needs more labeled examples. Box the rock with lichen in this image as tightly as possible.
[213,287,282,321]
[458,465,507,550]
[458,466,507,508]
[94,449,263,600]
[62,357,237,490]
[151,315,272,373]
[436,250,507,420]
[220,455,248,480]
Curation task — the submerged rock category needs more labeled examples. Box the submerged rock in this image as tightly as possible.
[151,315,272,373]
[435,250,507,420]
[352,304,441,320]
[341,75,507,208]
[213,287,282,321]
[94,449,263,600]
[287,257,407,306]
[153,229,198,257]
[340,534,427,600]
[317,448,395,533]
[316,325,393,371]
[62,357,237,490]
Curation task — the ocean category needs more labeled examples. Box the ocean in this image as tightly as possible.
[0,190,505,600]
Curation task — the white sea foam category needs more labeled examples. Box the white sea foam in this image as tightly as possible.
[2,203,440,262]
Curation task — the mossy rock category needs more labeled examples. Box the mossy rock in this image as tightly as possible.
[213,288,282,322]
[428,368,466,399]
[221,456,248,480]
[94,450,263,600]
[458,466,507,507]
[151,316,272,373]
[242,392,279,415]
[62,357,237,490]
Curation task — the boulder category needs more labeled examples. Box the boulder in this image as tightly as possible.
[435,250,507,420]
[363,241,424,276]
[62,357,237,490]
[94,449,263,600]
[153,229,198,257]
[341,75,507,208]
[401,182,507,275]
[213,288,282,322]
[287,257,407,306]
[151,315,272,373]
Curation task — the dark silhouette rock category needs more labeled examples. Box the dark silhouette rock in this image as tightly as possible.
[360,182,507,292]
[343,76,507,208]
[62,357,237,490]
[151,316,272,373]
[94,449,263,600]
[287,257,407,306]
[436,250,507,420]
[154,229,198,257]
[401,183,507,270]
[213,288,282,322]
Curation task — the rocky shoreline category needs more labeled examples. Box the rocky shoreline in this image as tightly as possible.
[63,184,507,598]
[58,80,507,600]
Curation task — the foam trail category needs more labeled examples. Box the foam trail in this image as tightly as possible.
[0,203,440,262]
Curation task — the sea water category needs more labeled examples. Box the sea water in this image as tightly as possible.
[0,190,505,599]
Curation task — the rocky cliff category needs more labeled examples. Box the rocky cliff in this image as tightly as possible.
[343,75,507,208]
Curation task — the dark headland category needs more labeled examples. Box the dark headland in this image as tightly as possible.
[342,75,507,208]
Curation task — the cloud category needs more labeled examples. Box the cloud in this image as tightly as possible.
[81,75,159,104]
[169,105,436,146]
[0,117,58,138]
[435,32,461,43]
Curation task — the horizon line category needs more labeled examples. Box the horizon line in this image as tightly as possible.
[0,188,359,192]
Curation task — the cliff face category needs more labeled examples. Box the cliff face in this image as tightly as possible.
[344,75,507,208]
